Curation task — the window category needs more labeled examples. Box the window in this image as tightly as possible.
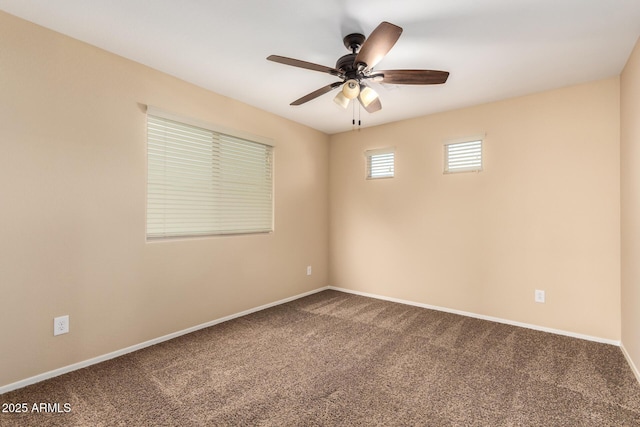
[146,107,273,239]
[366,148,395,179]
[444,139,483,173]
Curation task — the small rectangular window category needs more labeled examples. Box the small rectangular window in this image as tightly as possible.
[146,107,274,240]
[444,139,482,173]
[366,148,395,179]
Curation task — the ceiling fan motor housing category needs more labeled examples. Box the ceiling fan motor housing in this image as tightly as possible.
[336,53,358,74]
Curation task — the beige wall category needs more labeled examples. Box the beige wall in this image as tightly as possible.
[621,37,640,374]
[0,11,329,388]
[329,78,621,340]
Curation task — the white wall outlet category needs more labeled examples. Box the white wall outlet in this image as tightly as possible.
[306,266,312,276]
[534,290,545,303]
[54,315,69,336]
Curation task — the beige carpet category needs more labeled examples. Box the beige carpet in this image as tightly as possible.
[2,290,640,426]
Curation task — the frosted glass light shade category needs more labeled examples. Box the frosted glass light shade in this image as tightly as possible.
[333,91,350,109]
[342,79,360,99]
[359,86,379,107]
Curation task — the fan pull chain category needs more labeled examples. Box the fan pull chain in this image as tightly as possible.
[351,100,362,131]
[352,98,356,130]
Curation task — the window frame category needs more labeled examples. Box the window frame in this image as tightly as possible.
[146,106,275,241]
[443,137,483,174]
[365,147,395,180]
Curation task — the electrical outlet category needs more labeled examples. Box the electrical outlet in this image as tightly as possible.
[54,315,69,336]
[306,266,312,276]
[534,290,545,303]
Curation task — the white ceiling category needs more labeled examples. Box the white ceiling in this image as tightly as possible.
[2,0,640,134]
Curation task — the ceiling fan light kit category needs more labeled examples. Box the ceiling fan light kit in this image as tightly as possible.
[267,21,449,115]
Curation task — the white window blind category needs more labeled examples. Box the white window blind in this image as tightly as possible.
[366,148,395,179]
[147,113,273,239]
[444,139,482,173]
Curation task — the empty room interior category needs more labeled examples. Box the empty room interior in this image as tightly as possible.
[2,1,640,424]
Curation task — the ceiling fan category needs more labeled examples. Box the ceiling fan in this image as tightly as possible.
[267,21,449,113]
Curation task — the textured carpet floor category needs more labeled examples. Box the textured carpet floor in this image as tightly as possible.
[2,290,640,426]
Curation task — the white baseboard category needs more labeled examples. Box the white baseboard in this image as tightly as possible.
[620,344,640,384]
[328,286,621,346]
[0,286,329,395]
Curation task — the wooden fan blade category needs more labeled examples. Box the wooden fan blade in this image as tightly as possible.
[291,81,343,106]
[267,55,341,76]
[355,22,402,71]
[360,96,382,113]
[375,69,450,85]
